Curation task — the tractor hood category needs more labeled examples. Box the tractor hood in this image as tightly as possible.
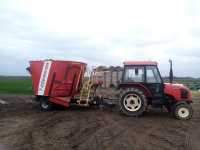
[164,83,192,101]
[165,83,186,89]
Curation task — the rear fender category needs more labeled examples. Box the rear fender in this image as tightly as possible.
[120,83,152,97]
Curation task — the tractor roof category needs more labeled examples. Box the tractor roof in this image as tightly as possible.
[123,61,158,66]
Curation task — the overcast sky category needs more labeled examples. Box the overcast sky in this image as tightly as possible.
[0,0,200,77]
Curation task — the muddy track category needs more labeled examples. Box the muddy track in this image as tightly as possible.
[0,94,199,150]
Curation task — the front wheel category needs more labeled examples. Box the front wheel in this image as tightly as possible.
[174,103,193,120]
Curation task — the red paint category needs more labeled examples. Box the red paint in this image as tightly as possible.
[164,83,192,102]
[49,97,71,107]
[120,83,152,97]
[28,60,86,107]
[29,61,44,95]
[124,61,157,66]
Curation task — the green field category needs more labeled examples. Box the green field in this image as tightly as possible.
[0,76,199,95]
[192,91,200,97]
[0,77,32,94]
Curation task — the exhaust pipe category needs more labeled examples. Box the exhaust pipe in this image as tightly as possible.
[169,59,173,83]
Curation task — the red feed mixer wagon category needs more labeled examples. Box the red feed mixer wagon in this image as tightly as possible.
[27,60,88,108]
[27,60,193,120]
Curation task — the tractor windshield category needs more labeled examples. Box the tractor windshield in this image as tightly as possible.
[146,66,162,83]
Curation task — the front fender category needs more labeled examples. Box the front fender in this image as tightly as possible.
[175,100,191,106]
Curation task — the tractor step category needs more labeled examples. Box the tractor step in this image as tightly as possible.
[152,98,165,107]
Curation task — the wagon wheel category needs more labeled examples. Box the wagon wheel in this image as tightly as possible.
[39,97,53,111]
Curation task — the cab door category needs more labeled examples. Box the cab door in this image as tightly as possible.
[145,66,164,101]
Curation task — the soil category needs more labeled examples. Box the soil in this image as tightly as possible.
[0,94,199,150]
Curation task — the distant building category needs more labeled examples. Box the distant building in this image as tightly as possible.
[92,66,123,88]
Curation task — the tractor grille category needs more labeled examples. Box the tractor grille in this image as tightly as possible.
[181,89,188,99]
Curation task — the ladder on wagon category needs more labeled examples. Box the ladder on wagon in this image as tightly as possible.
[78,71,94,106]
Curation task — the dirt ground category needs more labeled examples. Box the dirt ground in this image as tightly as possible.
[0,94,200,150]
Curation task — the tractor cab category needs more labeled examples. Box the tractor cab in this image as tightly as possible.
[121,61,164,102]
[119,61,193,120]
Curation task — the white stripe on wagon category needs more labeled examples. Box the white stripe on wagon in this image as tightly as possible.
[37,61,52,95]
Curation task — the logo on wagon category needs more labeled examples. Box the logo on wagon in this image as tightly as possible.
[38,61,52,95]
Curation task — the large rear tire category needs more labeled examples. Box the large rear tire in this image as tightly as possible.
[119,88,147,117]
[39,97,53,111]
[174,103,193,120]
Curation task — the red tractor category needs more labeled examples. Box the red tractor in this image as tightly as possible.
[27,60,193,120]
[119,60,193,120]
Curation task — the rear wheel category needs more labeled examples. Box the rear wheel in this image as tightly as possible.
[119,88,147,117]
[39,97,52,111]
[174,103,193,120]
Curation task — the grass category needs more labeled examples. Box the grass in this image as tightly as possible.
[0,76,199,96]
[192,91,200,97]
[0,78,32,94]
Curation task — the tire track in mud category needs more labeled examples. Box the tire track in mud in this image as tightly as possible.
[0,95,200,150]
[27,110,113,150]
[146,120,193,150]
[109,112,195,150]
[117,117,164,150]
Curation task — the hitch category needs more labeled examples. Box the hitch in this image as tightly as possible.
[91,96,118,108]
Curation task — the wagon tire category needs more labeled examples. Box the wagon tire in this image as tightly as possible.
[39,97,53,111]
[119,88,147,117]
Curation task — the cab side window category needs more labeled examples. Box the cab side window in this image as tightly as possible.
[146,66,161,83]
[124,67,144,82]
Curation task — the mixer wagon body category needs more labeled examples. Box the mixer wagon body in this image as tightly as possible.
[28,60,86,107]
